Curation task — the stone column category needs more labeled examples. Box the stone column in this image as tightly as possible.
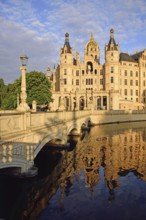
[17,66,30,112]
[32,100,37,112]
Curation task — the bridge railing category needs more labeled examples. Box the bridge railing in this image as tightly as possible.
[30,110,91,128]
[0,110,91,140]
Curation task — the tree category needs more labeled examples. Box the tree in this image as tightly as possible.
[25,71,52,106]
[0,71,53,110]
[0,78,7,109]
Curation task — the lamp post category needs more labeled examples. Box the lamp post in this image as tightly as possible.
[17,54,30,112]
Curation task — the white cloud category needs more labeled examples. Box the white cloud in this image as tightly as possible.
[0,0,146,84]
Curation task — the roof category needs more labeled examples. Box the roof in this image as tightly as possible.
[63,41,71,53]
[107,29,118,51]
[107,38,118,51]
[120,53,137,63]
[131,51,143,62]
[62,33,72,54]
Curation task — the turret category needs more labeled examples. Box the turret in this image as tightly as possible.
[60,33,74,65]
[105,29,119,62]
[84,33,100,64]
[76,52,80,65]
[105,29,120,109]
[46,66,51,81]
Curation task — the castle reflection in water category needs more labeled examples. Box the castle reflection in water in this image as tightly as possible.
[1,122,146,220]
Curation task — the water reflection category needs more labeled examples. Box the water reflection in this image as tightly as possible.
[1,122,146,219]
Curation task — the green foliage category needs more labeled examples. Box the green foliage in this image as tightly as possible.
[26,71,52,105]
[0,78,7,109]
[0,71,52,110]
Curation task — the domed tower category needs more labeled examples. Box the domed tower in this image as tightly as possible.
[60,33,74,65]
[84,33,100,65]
[105,29,120,110]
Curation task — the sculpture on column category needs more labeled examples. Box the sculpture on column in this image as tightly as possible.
[17,54,30,112]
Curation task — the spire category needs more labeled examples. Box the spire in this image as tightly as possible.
[47,66,51,79]
[62,33,71,53]
[110,28,114,39]
[65,32,69,43]
[90,32,94,41]
[107,28,118,50]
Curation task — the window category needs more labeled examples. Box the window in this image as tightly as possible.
[111,67,114,73]
[144,72,145,77]
[72,79,74,85]
[95,69,97,74]
[100,70,103,75]
[144,81,145,86]
[76,79,79,85]
[124,89,127,95]
[130,89,133,96]
[85,79,93,85]
[136,90,138,96]
[130,71,133,77]
[64,69,67,75]
[76,70,79,76]
[82,70,84,75]
[130,80,133,86]
[136,80,138,86]
[64,78,67,85]
[136,71,138,77]
[124,70,127,76]
[124,79,127,85]
[100,79,103,85]
[111,77,114,83]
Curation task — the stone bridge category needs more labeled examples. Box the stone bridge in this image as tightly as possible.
[0,110,92,171]
[1,109,146,172]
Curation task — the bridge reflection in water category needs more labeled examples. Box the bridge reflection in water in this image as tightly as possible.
[1,122,146,219]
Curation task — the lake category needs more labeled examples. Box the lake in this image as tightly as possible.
[1,122,146,220]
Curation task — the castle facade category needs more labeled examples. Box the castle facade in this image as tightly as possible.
[49,29,146,111]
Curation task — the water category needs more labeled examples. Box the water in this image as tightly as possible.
[1,122,146,220]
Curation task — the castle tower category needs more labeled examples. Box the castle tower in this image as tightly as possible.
[105,29,120,110]
[60,33,74,65]
[46,66,51,81]
[84,33,100,66]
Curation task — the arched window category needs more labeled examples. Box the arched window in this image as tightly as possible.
[86,61,93,73]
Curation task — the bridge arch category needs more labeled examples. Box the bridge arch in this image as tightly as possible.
[34,134,67,157]
[67,117,91,136]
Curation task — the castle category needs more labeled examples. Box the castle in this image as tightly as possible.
[48,29,146,111]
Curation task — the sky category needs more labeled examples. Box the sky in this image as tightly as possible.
[0,0,146,84]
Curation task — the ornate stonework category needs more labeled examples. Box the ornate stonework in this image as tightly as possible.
[50,29,146,111]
